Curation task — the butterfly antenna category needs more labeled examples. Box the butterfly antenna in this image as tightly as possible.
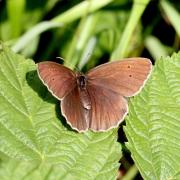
[56,57,80,73]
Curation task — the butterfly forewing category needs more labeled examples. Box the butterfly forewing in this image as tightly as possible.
[37,61,76,99]
[87,58,152,97]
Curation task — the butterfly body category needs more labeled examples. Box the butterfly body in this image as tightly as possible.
[76,74,87,90]
[37,58,152,132]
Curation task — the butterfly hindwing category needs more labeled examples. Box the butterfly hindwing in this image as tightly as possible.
[61,85,90,132]
[87,84,128,131]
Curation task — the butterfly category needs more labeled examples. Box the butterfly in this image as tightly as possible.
[37,58,152,132]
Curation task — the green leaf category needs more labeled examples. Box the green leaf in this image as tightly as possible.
[51,0,114,23]
[0,141,121,180]
[0,45,121,179]
[7,0,25,38]
[145,35,168,60]
[124,52,180,179]
[111,0,150,60]
[12,0,114,53]
[12,21,61,53]
[160,1,180,37]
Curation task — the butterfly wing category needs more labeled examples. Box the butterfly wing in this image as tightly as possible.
[87,58,152,97]
[87,84,128,131]
[37,58,152,132]
[61,86,90,132]
[37,61,76,100]
[38,62,89,131]
[85,58,152,131]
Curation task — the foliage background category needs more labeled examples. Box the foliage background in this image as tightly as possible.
[0,0,180,179]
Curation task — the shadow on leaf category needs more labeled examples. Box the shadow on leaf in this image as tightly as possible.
[26,70,77,133]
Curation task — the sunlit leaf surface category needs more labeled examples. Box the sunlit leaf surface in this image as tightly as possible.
[124,52,180,180]
[0,46,121,179]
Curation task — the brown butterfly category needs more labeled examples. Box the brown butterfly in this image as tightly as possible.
[37,58,152,132]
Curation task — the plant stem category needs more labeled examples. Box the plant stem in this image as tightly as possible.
[111,0,150,60]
